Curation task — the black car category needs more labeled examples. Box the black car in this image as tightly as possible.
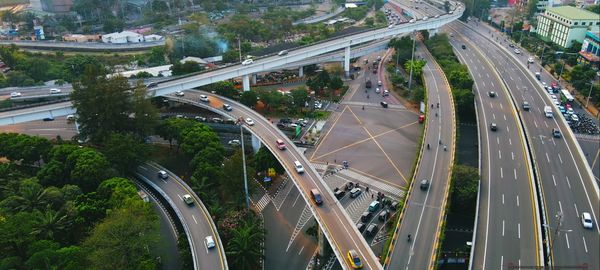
[488,91,496,97]
[380,101,388,108]
[43,117,55,121]
[420,179,430,190]
[509,43,515,48]
[552,128,561,138]
[334,189,346,199]
[279,118,292,124]
[365,224,378,236]
[276,122,286,128]
[461,44,466,50]
[360,211,373,222]
[356,222,366,233]
[490,123,498,131]
[378,210,390,221]
[222,104,233,111]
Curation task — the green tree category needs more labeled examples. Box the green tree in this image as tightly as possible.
[328,76,344,90]
[365,17,375,27]
[404,60,427,77]
[170,61,204,76]
[102,133,149,174]
[31,207,72,240]
[65,148,110,192]
[83,203,159,270]
[180,123,221,157]
[291,88,309,111]
[450,165,479,211]
[221,150,254,206]
[253,146,284,174]
[240,90,258,108]
[448,69,474,89]
[226,219,265,270]
[102,17,124,33]
[205,81,238,98]
[0,211,37,259]
[586,4,600,14]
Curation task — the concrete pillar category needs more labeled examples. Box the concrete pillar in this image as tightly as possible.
[344,46,351,77]
[251,133,261,154]
[429,28,438,36]
[298,66,304,77]
[242,74,250,91]
[318,224,325,257]
[252,73,257,85]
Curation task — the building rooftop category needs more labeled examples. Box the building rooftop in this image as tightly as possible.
[547,6,599,20]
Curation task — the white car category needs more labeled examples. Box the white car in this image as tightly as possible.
[383,89,390,96]
[566,108,574,115]
[175,91,184,97]
[409,19,416,23]
[527,57,535,63]
[570,114,579,122]
[241,59,254,66]
[49,88,61,94]
[514,49,521,54]
[245,118,255,126]
[199,95,209,102]
[581,212,593,229]
[182,194,194,205]
[205,236,216,249]
[10,92,21,98]
[553,99,560,106]
[377,81,382,86]
[550,94,558,100]
[422,16,429,21]
[375,88,381,93]
[388,24,394,29]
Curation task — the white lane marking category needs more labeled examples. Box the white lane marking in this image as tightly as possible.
[501,256,504,269]
[499,150,502,159]
[490,103,494,109]
[291,192,301,207]
[552,139,556,146]
[486,73,490,78]
[514,169,517,180]
[299,246,305,255]
[500,167,504,179]
[139,166,148,171]
[506,126,510,133]
[534,120,538,128]
[518,223,521,239]
[518,259,521,269]
[510,76,514,81]
[566,176,571,189]
[559,201,563,214]
[552,175,557,186]
[583,237,588,253]
[509,138,512,145]
[541,136,545,145]
[546,153,550,163]
[482,81,486,87]
[565,233,571,249]
[574,203,579,218]
[558,153,563,164]
[478,73,482,78]
[516,195,520,206]
[503,114,507,121]
[544,121,548,128]
[502,194,505,204]
[493,113,496,120]
[497,137,500,145]
[491,82,495,87]
[500,103,504,110]
[511,152,515,160]
[502,220,505,236]
[192,215,198,224]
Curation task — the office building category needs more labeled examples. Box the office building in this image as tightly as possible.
[537,6,600,48]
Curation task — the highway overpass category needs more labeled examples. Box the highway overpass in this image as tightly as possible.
[0,3,464,268]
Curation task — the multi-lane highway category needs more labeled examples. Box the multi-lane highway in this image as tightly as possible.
[447,24,543,269]
[454,21,599,269]
[385,41,456,269]
[136,162,228,270]
[163,90,382,269]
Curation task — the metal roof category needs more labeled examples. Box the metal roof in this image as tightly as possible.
[547,6,599,20]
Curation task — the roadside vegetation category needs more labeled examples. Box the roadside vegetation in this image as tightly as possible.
[387,35,428,104]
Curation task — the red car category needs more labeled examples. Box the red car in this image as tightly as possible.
[419,115,425,123]
[276,139,286,150]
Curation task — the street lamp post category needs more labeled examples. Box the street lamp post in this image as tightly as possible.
[544,212,573,269]
[238,36,242,63]
[585,79,597,108]
[408,31,417,91]
[239,124,250,210]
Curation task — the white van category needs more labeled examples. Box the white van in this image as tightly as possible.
[544,106,553,118]
[294,161,305,173]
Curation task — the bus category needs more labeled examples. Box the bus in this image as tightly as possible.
[560,89,574,102]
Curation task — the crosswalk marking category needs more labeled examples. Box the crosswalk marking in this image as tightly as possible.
[286,205,313,252]
[253,194,271,212]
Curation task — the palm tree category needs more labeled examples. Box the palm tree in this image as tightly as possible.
[226,220,265,270]
[5,180,49,212]
[31,207,72,240]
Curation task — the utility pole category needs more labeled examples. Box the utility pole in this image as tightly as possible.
[240,124,250,210]
[238,36,242,62]
[585,79,597,108]
[545,212,573,269]
[408,31,417,91]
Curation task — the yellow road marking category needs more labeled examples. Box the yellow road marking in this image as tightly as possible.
[309,105,349,161]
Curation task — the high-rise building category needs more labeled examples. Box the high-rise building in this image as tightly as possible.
[537,6,600,48]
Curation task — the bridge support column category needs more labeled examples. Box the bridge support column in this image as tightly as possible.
[429,28,439,36]
[344,46,351,77]
[250,133,261,154]
[242,74,250,91]
[298,66,304,77]
[252,74,257,85]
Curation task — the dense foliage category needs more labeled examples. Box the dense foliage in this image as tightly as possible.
[449,164,479,212]
[0,133,160,270]
[425,34,476,123]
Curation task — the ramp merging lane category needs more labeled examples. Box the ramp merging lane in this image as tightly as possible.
[385,42,456,269]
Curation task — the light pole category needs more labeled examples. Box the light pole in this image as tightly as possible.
[238,35,242,63]
[544,212,573,269]
[585,79,598,108]
[239,124,250,209]
[408,31,417,91]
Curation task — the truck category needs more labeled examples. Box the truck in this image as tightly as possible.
[366,80,372,88]
[544,106,553,118]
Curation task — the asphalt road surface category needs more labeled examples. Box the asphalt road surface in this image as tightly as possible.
[386,41,456,269]
[165,90,382,269]
[456,21,599,269]
[137,163,227,270]
[447,23,542,269]
[0,116,77,139]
